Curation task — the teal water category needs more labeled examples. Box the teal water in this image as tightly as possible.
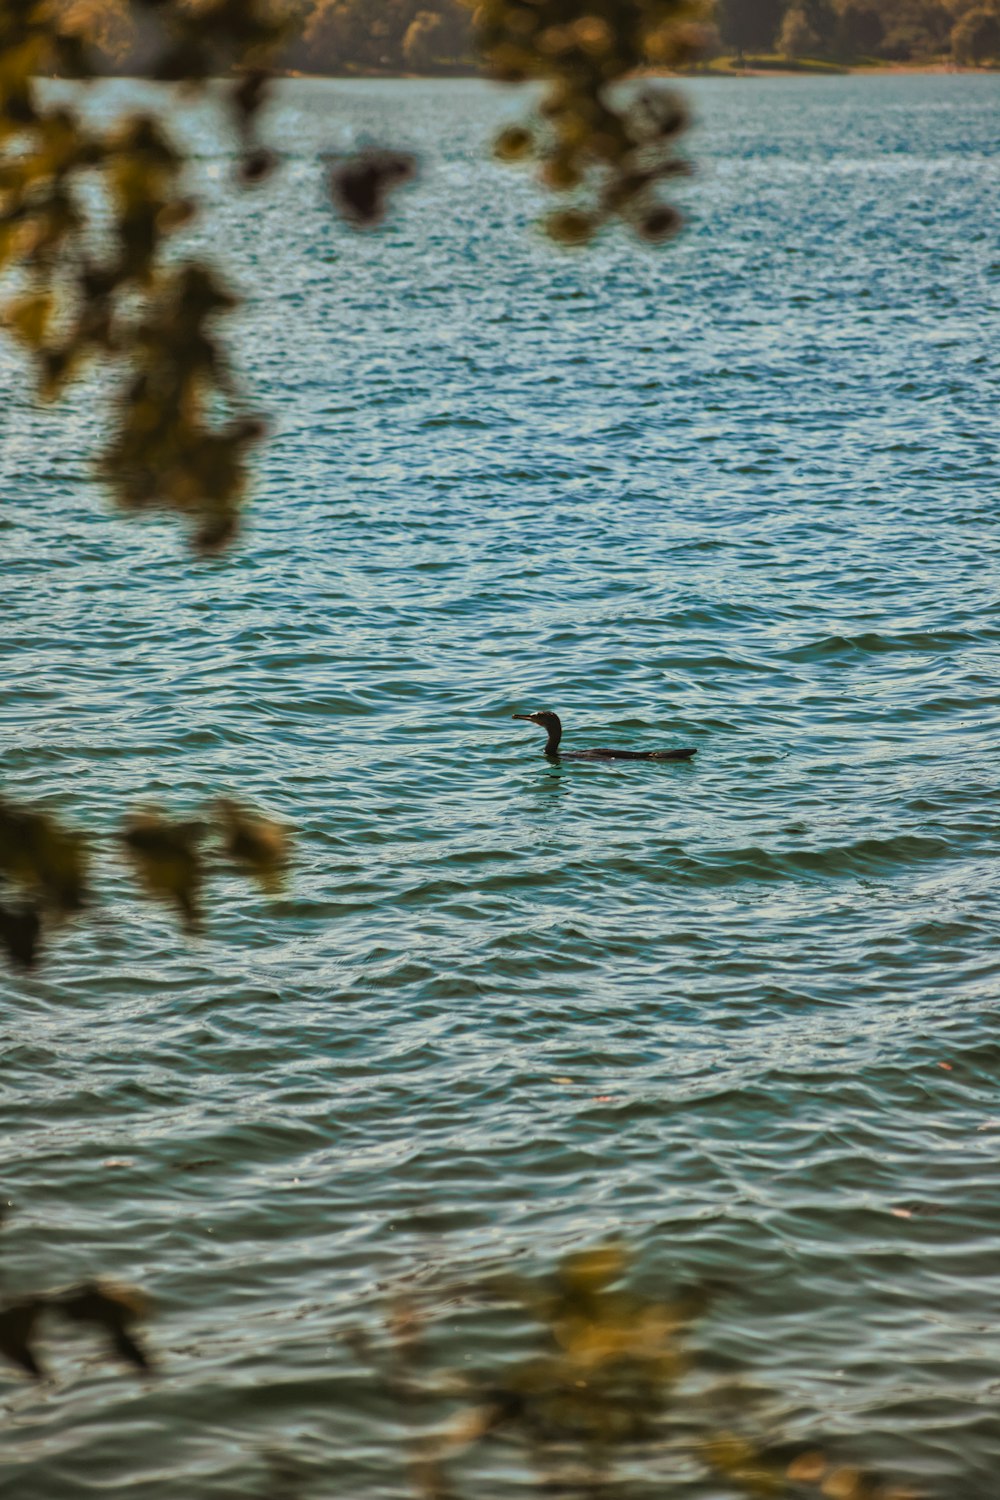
[1,76,999,1497]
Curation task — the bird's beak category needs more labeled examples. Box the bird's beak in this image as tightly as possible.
[511,714,533,721]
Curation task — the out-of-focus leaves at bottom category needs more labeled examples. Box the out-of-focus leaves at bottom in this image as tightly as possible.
[337,1243,927,1500]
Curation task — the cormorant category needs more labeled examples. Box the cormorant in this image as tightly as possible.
[512,711,697,762]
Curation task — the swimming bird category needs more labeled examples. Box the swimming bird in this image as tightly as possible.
[512,711,697,762]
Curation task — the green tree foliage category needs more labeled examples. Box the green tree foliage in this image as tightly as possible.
[799,0,837,47]
[874,0,952,59]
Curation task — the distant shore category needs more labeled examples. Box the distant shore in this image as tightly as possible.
[688,56,996,77]
[271,58,997,81]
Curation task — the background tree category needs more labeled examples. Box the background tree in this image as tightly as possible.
[778,4,819,55]
[799,0,837,48]
[715,0,785,60]
[834,2,885,58]
[950,2,1000,59]
[874,0,953,59]
[302,0,472,73]
[401,7,467,70]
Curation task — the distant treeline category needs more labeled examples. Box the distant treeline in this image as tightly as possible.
[55,1,476,75]
[714,0,1000,65]
[54,0,1000,73]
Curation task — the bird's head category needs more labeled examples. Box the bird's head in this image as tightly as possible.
[512,710,562,737]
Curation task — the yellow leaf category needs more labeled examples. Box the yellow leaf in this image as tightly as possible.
[5,291,54,348]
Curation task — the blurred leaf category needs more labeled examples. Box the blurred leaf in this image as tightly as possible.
[328,150,418,228]
[52,1280,153,1372]
[703,1433,785,1496]
[0,899,42,968]
[544,207,598,245]
[787,1450,829,1483]
[121,808,207,931]
[493,124,534,161]
[215,797,289,893]
[477,0,707,237]
[555,1243,629,1299]
[5,289,53,346]
[0,794,89,914]
[0,1297,45,1378]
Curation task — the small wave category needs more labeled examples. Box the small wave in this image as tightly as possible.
[418,415,491,429]
[783,628,982,661]
[628,833,956,887]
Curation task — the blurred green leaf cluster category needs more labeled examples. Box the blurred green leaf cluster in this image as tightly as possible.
[0,0,287,552]
[0,793,289,966]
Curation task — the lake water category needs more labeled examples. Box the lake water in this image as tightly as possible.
[1,75,999,1499]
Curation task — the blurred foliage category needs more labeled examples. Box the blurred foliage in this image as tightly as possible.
[0,793,288,965]
[0,1276,152,1378]
[327,146,418,227]
[0,2,711,558]
[343,1243,925,1500]
[0,0,288,553]
[0,1227,932,1494]
[478,1,708,243]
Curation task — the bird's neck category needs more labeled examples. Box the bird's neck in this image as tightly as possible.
[544,725,562,755]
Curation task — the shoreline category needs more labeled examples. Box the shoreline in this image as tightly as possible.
[270,61,996,81]
[690,59,995,77]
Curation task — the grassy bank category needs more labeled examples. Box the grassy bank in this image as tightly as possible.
[688,54,996,75]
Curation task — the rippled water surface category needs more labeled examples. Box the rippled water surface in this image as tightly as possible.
[2,76,999,1498]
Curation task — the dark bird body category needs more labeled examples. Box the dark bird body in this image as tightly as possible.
[512,711,696,762]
